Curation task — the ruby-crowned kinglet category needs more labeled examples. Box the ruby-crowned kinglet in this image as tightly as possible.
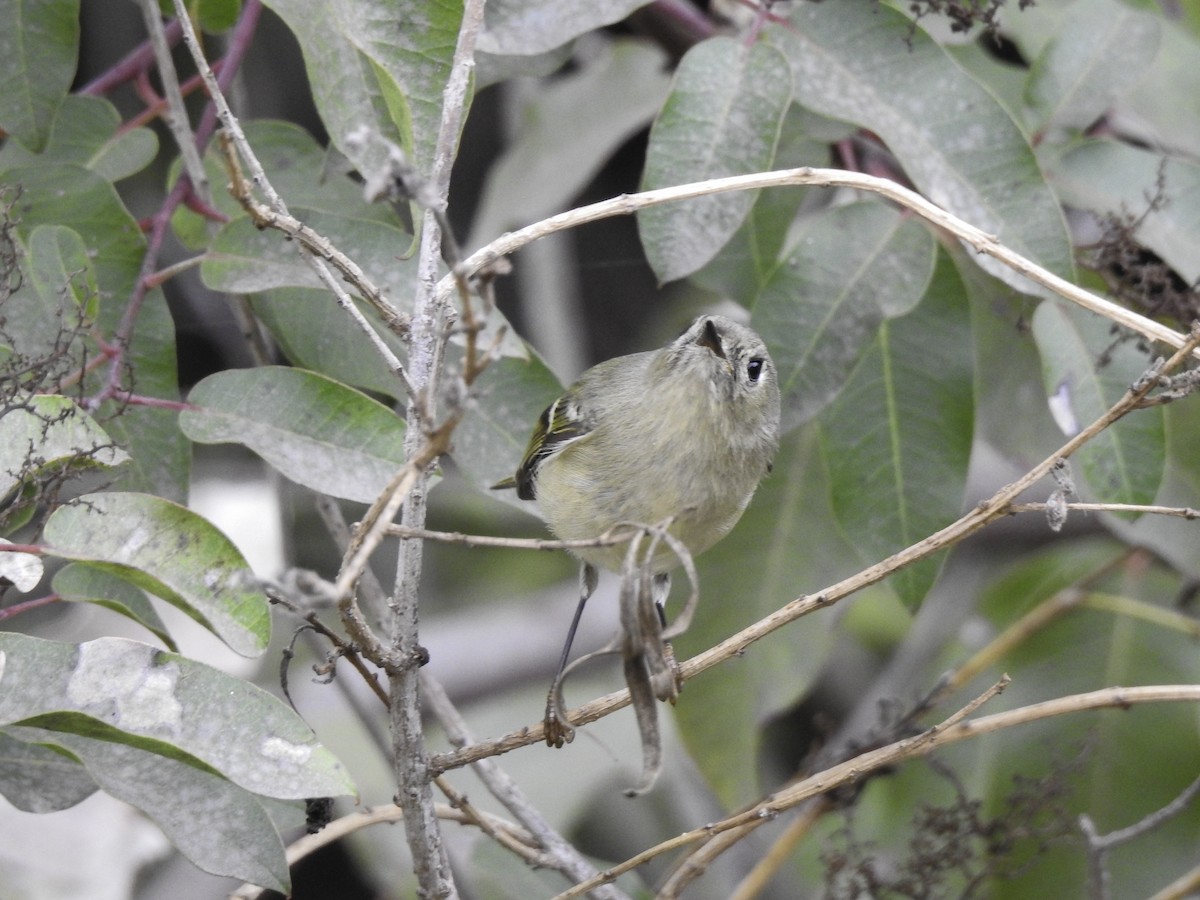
[494,314,780,743]
[495,313,780,566]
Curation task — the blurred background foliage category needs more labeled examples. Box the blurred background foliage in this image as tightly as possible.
[2,0,1200,897]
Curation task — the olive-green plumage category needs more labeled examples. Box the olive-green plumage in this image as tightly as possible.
[494,315,781,573]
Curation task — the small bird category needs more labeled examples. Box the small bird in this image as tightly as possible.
[494,314,781,744]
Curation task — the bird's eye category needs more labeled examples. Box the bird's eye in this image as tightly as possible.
[747,358,764,382]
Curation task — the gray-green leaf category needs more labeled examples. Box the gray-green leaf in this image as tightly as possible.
[6,725,292,891]
[0,394,129,500]
[639,37,792,283]
[0,728,97,813]
[479,0,654,56]
[180,366,408,504]
[769,3,1074,292]
[42,493,270,657]
[752,202,937,430]
[53,563,177,652]
[0,632,354,801]
[1024,0,1161,135]
[819,252,975,610]
[0,0,79,151]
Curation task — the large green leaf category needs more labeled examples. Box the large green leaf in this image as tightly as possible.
[0,0,79,151]
[639,37,792,283]
[2,163,187,500]
[768,2,1074,292]
[257,2,405,184]
[0,632,353,801]
[1045,140,1200,285]
[1031,302,1165,508]
[819,252,975,610]
[1118,16,1200,158]
[689,106,849,301]
[752,202,937,431]
[202,207,416,299]
[0,395,129,501]
[180,366,409,504]
[42,493,270,658]
[262,0,463,182]
[250,288,409,400]
[0,728,97,813]
[1023,0,1160,135]
[6,726,291,891]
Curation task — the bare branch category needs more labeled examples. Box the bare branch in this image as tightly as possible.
[445,169,1200,363]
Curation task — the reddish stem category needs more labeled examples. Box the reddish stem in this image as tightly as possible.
[0,594,62,622]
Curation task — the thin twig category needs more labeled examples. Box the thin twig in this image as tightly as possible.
[1010,501,1200,519]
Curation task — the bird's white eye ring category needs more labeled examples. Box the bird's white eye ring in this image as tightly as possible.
[747,358,764,382]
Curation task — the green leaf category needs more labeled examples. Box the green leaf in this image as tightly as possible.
[0,95,158,181]
[2,163,187,500]
[0,0,79,151]
[1024,0,1161,135]
[53,563,177,652]
[478,0,654,55]
[187,0,243,33]
[819,252,975,609]
[1031,302,1165,508]
[0,728,97,813]
[251,288,409,399]
[28,224,98,318]
[180,367,409,504]
[171,119,406,250]
[0,395,129,500]
[348,0,465,176]
[638,37,793,283]
[689,106,843,300]
[1119,17,1200,158]
[673,427,841,806]
[768,2,1075,291]
[0,632,354,801]
[42,493,270,658]
[8,725,291,891]
[752,202,937,431]
[1045,139,1200,284]
[256,2,403,182]
[262,0,463,181]
[201,207,416,300]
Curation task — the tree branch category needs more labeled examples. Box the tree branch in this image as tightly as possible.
[444,168,1199,362]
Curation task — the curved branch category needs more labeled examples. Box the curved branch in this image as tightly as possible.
[443,168,1197,360]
